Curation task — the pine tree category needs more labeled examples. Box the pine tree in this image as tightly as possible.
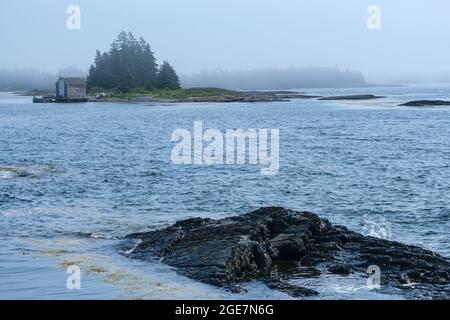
[86,50,101,90]
[156,61,181,90]
[86,31,161,92]
[140,38,158,90]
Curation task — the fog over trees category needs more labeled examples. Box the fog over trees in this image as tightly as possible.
[0,67,87,92]
[2,2,450,85]
[181,67,366,90]
[0,69,56,91]
[0,66,366,92]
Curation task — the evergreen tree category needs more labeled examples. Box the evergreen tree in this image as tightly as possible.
[86,32,162,92]
[139,38,158,90]
[156,61,181,90]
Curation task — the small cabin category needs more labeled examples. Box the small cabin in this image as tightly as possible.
[55,77,87,99]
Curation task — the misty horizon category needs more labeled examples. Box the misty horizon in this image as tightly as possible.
[0,65,368,91]
[1,0,450,85]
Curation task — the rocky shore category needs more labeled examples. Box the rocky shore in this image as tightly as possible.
[121,207,450,299]
[97,91,321,104]
[99,92,390,104]
[20,90,450,108]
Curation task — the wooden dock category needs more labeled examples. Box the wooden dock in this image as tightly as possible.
[33,96,90,103]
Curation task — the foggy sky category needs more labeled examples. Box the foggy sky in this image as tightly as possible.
[1,0,449,83]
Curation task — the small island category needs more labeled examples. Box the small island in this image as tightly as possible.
[319,94,384,101]
[91,87,321,103]
[31,32,323,104]
[399,100,450,107]
[86,32,325,103]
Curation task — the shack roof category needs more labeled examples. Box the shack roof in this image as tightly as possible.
[58,77,85,85]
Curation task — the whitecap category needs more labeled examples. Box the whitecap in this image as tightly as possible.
[362,215,392,240]
[123,239,143,255]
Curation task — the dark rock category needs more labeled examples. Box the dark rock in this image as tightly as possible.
[319,94,384,101]
[399,100,450,107]
[264,278,319,297]
[121,207,450,299]
[328,264,352,276]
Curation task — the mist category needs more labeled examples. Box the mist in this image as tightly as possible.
[0,67,86,91]
[1,0,450,86]
[182,67,366,90]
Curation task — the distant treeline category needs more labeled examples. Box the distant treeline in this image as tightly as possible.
[0,67,86,92]
[181,67,366,90]
[87,32,180,92]
[0,69,56,91]
[0,60,366,93]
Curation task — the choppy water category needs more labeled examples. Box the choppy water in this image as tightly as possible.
[1,84,449,299]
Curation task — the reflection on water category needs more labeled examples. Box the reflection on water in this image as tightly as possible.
[1,84,450,299]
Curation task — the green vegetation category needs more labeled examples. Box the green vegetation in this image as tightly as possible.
[87,31,180,92]
[150,88,239,99]
[85,31,242,100]
[157,61,181,90]
[89,87,240,100]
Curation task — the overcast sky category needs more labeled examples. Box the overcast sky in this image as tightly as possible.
[1,0,449,83]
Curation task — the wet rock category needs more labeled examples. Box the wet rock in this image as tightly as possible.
[319,94,384,100]
[399,100,450,107]
[328,264,352,276]
[0,166,30,178]
[264,278,319,297]
[122,207,450,299]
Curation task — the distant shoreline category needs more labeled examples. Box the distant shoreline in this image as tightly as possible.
[13,88,323,104]
[6,86,450,107]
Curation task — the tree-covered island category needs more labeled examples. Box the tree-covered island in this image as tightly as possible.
[86,31,315,103]
[87,31,180,92]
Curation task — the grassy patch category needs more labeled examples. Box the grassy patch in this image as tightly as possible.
[89,87,240,100]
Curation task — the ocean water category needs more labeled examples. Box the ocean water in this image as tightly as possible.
[1,84,449,300]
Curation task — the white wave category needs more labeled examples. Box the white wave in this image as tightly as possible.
[123,239,143,255]
[362,215,392,240]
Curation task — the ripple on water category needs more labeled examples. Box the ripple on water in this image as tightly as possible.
[0,164,64,179]
[2,85,450,299]
[12,237,290,300]
[0,193,31,204]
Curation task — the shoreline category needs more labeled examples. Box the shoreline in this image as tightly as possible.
[123,207,450,299]
[7,89,450,107]
[94,91,322,104]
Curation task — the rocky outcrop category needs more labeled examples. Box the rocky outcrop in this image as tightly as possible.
[121,207,450,299]
[319,94,384,100]
[96,91,321,104]
[399,100,450,107]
